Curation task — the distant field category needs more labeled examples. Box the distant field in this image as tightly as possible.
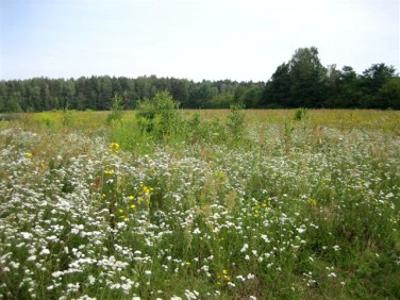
[1,108,399,299]
[7,109,400,132]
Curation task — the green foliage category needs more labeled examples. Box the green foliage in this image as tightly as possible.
[185,112,202,142]
[380,78,400,109]
[361,64,397,108]
[136,91,181,139]
[262,47,398,109]
[209,91,234,108]
[227,103,245,142]
[106,94,124,125]
[62,103,73,128]
[293,107,308,121]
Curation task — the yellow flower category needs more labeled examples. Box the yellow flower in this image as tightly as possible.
[308,198,317,207]
[109,142,120,153]
[104,169,114,176]
[128,195,135,200]
[25,152,33,158]
[142,185,152,194]
[130,204,136,210]
[218,269,231,281]
[118,208,124,214]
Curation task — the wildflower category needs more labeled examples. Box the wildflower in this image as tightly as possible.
[109,142,120,153]
[308,198,317,207]
[40,248,50,256]
[104,169,114,176]
[247,273,255,280]
[217,269,231,282]
[128,195,135,200]
[142,185,152,194]
[130,204,136,210]
[328,272,337,278]
[27,255,36,261]
[297,225,306,234]
[25,152,33,158]
[193,228,201,234]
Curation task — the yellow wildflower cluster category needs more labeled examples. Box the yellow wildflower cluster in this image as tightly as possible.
[117,200,137,222]
[308,198,317,207]
[252,198,271,217]
[128,194,136,210]
[217,269,231,285]
[104,169,115,176]
[141,184,153,195]
[109,142,120,153]
[25,152,33,159]
[113,186,153,223]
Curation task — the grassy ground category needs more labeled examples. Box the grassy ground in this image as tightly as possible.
[0,109,399,299]
[21,109,400,131]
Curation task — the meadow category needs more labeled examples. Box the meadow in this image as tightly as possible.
[0,103,399,299]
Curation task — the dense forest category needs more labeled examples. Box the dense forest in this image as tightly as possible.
[1,47,399,112]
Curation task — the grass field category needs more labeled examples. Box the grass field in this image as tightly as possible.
[0,109,399,299]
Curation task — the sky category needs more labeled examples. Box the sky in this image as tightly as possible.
[0,0,399,81]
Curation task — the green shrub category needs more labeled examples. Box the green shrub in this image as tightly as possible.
[62,105,73,128]
[106,94,124,125]
[136,91,181,139]
[227,103,245,142]
[294,107,308,121]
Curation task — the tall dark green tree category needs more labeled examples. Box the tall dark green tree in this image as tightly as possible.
[360,63,396,108]
[380,77,400,109]
[262,63,291,107]
[288,47,327,107]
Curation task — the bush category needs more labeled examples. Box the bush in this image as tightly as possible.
[62,104,73,128]
[136,91,181,139]
[227,103,245,142]
[294,107,308,121]
[106,94,124,125]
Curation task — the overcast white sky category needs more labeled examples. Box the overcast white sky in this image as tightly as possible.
[0,0,399,81]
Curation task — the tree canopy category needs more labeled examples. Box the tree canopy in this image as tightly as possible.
[0,47,398,112]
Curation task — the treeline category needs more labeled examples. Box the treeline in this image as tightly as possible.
[0,47,399,112]
[0,76,264,112]
[261,47,400,109]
